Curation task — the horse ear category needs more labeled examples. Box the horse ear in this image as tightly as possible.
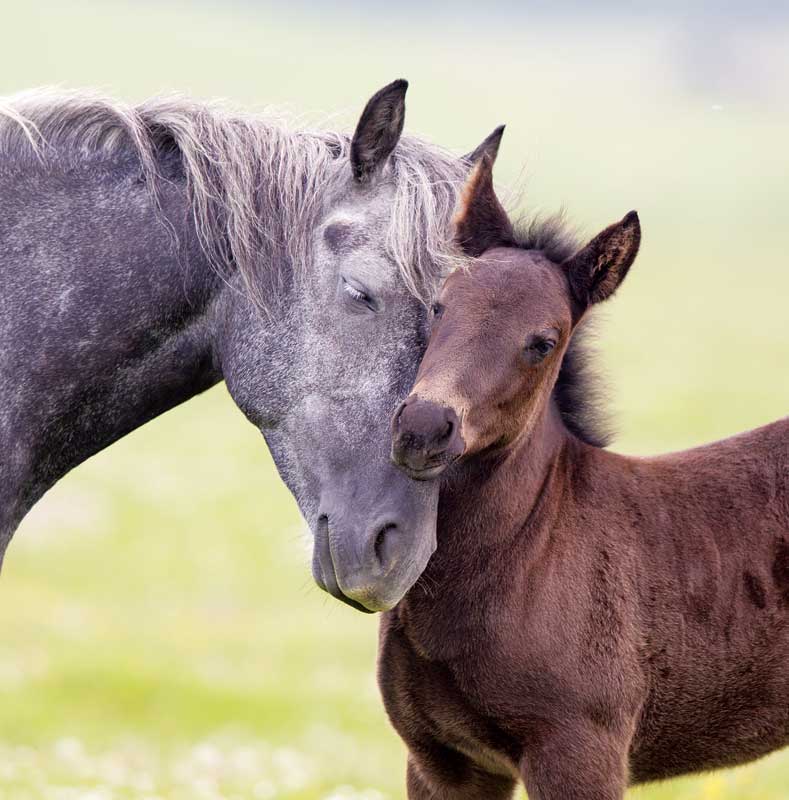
[454,140,513,257]
[563,211,641,307]
[462,124,506,168]
[350,79,408,183]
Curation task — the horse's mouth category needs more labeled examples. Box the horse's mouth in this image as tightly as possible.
[313,518,375,614]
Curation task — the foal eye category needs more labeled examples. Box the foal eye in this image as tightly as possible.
[430,302,444,319]
[534,340,555,357]
[525,337,556,362]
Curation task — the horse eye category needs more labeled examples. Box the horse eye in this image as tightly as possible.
[431,302,444,319]
[342,277,375,309]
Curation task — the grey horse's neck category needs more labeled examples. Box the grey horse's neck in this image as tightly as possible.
[0,157,240,563]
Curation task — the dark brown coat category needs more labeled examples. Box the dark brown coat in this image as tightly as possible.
[383,153,789,799]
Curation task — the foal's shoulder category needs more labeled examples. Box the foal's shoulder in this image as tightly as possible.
[619,416,787,469]
[624,417,788,515]
[568,417,788,517]
[675,416,788,470]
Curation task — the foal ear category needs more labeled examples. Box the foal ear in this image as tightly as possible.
[564,211,641,307]
[350,79,408,183]
[454,133,513,257]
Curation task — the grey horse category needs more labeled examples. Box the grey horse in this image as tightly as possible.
[0,80,499,612]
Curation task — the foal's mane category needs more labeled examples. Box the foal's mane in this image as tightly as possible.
[511,213,613,448]
[0,88,467,310]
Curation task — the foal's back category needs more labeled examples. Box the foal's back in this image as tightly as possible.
[581,417,789,780]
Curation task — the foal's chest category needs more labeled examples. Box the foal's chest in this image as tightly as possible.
[378,612,522,779]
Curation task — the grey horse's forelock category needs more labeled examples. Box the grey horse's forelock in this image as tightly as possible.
[0,88,467,310]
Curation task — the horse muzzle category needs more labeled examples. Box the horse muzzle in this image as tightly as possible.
[311,470,438,612]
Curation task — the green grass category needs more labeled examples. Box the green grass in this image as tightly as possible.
[1,2,788,798]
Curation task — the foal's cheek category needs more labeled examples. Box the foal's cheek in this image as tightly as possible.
[472,376,535,449]
[458,411,495,456]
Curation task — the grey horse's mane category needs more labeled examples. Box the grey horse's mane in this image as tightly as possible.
[0,88,468,309]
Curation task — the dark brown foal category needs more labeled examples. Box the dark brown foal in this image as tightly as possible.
[382,151,789,799]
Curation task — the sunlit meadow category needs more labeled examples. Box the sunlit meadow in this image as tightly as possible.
[1,2,788,798]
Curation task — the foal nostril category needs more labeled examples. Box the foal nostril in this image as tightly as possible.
[423,410,455,456]
[436,416,454,446]
[391,399,410,432]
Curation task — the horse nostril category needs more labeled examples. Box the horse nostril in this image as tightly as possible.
[439,416,454,444]
[374,522,398,570]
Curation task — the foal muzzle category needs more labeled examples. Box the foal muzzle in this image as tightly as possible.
[390,395,464,479]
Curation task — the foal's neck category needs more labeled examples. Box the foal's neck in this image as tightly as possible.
[441,400,571,545]
[396,401,573,658]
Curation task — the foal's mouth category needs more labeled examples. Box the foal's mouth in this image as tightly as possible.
[313,517,375,614]
[396,462,449,481]
[390,448,458,481]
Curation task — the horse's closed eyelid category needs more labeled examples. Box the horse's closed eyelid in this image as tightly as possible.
[341,277,379,311]
[343,282,367,301]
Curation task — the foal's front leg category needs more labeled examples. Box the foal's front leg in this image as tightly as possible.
[520,724,629,800]
[407,751,516,800]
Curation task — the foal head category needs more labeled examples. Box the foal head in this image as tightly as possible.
[391,152,641,477]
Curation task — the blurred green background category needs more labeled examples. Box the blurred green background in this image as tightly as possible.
[1,1,787,798]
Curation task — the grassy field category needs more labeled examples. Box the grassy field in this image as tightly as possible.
[1,2,788,798]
